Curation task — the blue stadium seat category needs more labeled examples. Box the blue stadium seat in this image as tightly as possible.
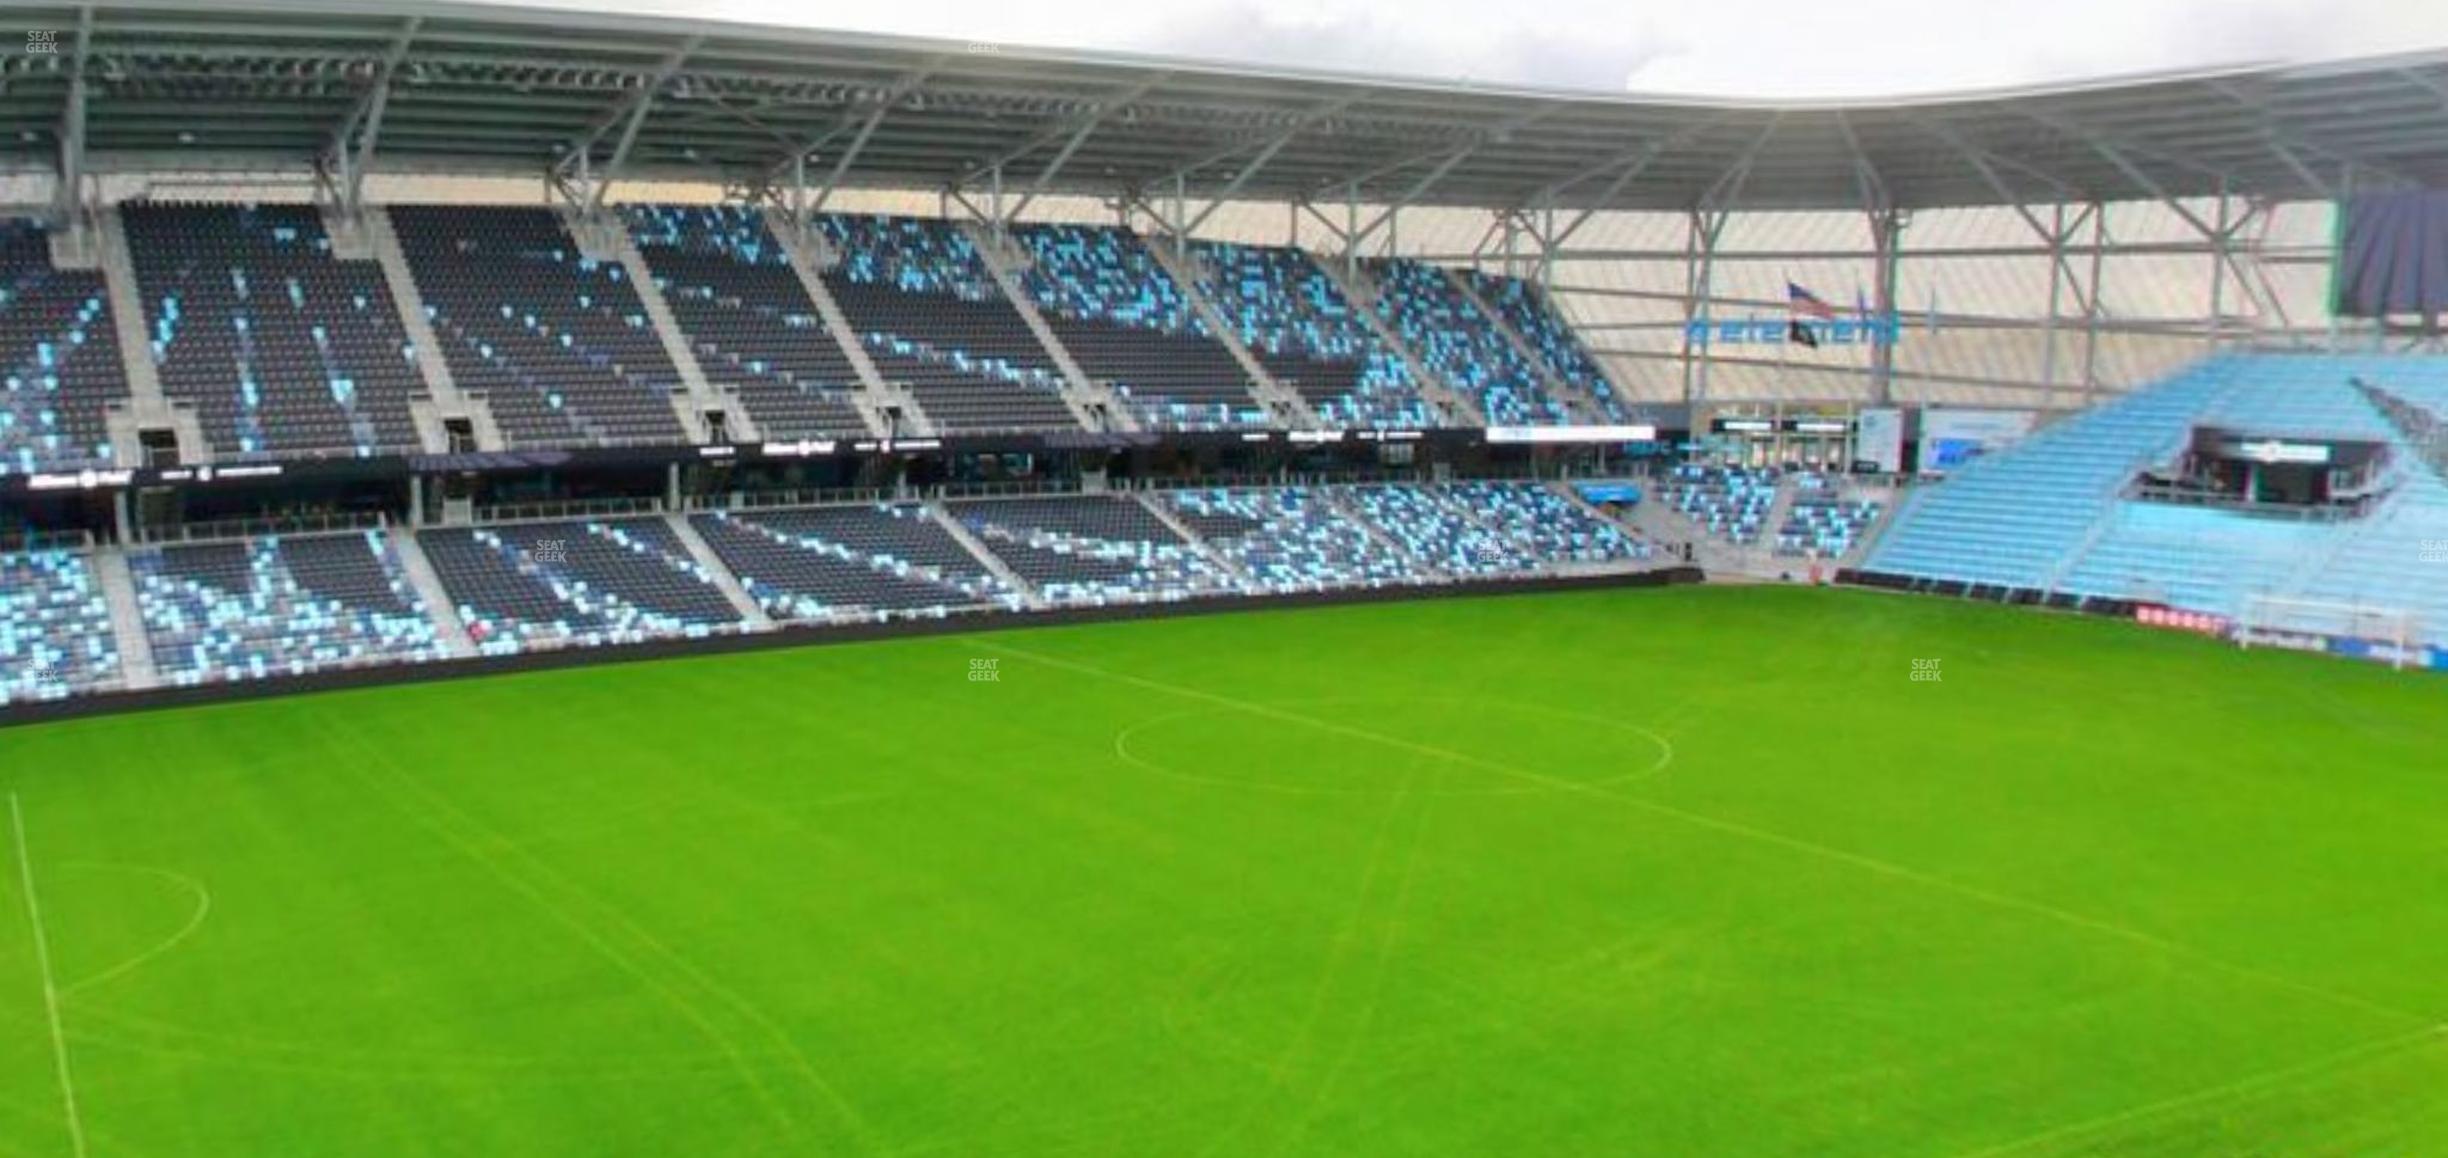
[130,530,446,685]
[0,221,127,476]
[1188,241,1437,429]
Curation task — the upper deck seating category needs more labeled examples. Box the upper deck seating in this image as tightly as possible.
[1463,270,1629,421]
[123,203,424,460]
[0,220,127,475]
[1189,241,1437,429]
[1014,224,1267,431]
[1367,258,1570,427]
[389,205,687,448]
[816,214,1080,433]
[624,205,869,438]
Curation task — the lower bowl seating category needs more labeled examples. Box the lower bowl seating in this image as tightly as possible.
[1776,474,1882,559]
[1667,465,1778,545]
[130,530,446,685]
[690,504,1023,622]
[418,518,745,654]
[950,495,1240,606]
[0,549,121,704]
[1344,485,1547,577]
[1161,487,1421,591]
[1441,482,1652,565]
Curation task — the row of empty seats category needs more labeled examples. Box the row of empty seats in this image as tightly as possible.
[1368,258,1570,427]
[124,203,423,460]
[0,549,120,704]
[0,221,126,475]
[0,483,1670,706]
[0,207,1649,464]
[818,214,1078,433]
[949,495,1239,606]
[129,529,445,685]
[1015,224,1268,431]
[419,518,743,654]
[1159,487,1417,591]
[690,504,1021,622]
[1865,354,2448,649]
[1866,362,2237,589]
[625,205,870,439]
[1464,270,1630,421]
[1775,474,1884,559]
[393,205,688,448]
[1665,465,1780,546]
[1191,242,1439,429]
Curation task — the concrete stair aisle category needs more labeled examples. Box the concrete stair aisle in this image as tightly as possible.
[388,528,476,658]
[1624,497,1749,576]
[363,208,505,451]
[92,545,160,691]
[1139,236,1322,429]
[663,512,776,630]
[1313,255,1482,427]
[767,222,923,438]
[957,221,1131,433]
[1132,490,1258,590]
[94,206,209,465]
[579,210,743,445]
[1443,267,1602,423]
[928,500,1048,610]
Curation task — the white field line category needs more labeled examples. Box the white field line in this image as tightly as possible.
[9,794,88,1158]
[978,641,2430,1031]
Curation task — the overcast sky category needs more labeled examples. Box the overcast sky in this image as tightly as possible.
[533,0,2448,97]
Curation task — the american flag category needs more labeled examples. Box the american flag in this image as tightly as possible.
[1787,281,1837,320]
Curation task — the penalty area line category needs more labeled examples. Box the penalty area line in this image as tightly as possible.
[9,793,88,1158]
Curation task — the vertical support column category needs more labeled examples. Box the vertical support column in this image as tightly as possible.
[1538,208,1558,290]
[2206,187,2231,354]
[1344,185,1360,278]
[1868,206,1904,407]
[2326,165,2350,352]
[2040,202,2067,406]
[1683,209,1724,411]
[2080,201,2107,393]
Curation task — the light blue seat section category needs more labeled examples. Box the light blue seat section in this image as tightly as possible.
[1868,353,2448,646]
[0,549,120,704]
[1864,361,2235,588]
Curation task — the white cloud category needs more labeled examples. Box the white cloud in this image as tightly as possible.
[518,0,2448,98]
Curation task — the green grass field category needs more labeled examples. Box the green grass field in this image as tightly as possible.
[1,585,2444,1156]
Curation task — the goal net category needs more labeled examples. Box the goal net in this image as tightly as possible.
[2237,595,2423,668]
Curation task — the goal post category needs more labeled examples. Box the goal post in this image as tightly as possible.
[2237,595,2423,669]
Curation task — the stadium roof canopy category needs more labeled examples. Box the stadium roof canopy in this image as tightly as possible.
[4,0,2447,214]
